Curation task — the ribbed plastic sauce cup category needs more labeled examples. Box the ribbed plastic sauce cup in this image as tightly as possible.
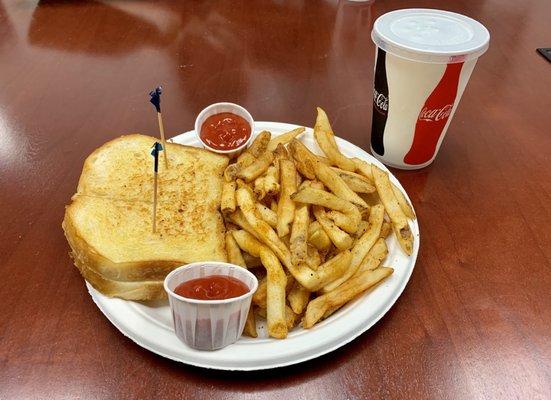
[164,262,258,351]
[194,102,254,158]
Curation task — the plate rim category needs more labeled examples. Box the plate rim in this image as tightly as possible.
[86,121,420,371]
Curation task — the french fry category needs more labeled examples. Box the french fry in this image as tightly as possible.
[309,159,368,209]
[277,158,297,237]
[237,151,274,182]
[229,139,269,181]
[293,260,340,292]
[353,158,415,219]
[285,273,296,294]
[291,187,361,234]
[392,223,413,255]
[288,282,310,314]
[320,246,387,321]
[313,206,353,251]
[298,179,325,192]
[231,229,287,339]
[236,187,292,266]
[288,139,318,179]
[313,107,356,171]
[274,143,291,160]
[305,245,322,270]
[322,204,384,292]
[290,204,309,266]
[260,248,288,338]
[391,184,416,219]
[255,202,278,228]
[355,238,388,275]
[354,220,369,238]
[253,176,267,200]
[247,131,271,157]
[313,250,352,290]
[322,305,340,320]
[267,127,305,151]
[371,165,413,255]
[308,221,332,252]
[224,163,240,182]
[226,210,262,241]
[270,198,278,213]
[323,210,358,236]
[295,171,302,188]
[236,151,257,168]
[317,156,332,165]
[225,231,246,267]
[243,308,257,338]
[308,220,321,236]
[304,267,394,328]
[252,276,267,307]
[220,180,237,214]
[228,152,258,182]
[263,165,280,196]
[351,158,374,182]
[285,305,300,329]
[380,221,392,238]
[331,167,376,193]
[232,230,261,258]
[289,139,333,179]
[235,178,251,190]
[253,270,292,309]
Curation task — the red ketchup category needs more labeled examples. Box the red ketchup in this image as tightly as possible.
[200,112,251,150]
[174,275,249,300]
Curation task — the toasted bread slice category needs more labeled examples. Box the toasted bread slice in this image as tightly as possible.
[64,196,226,281]
[63,134,229,299]
[77,134,228,202]
[75,260,166,301]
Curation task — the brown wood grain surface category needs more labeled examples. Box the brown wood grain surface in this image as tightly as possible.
[1,0,550,399]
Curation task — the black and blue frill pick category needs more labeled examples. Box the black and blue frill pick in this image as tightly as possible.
[149,86,162,113]
[150,142,164,172]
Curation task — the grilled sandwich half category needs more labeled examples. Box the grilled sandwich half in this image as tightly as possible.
[63,134,229,300]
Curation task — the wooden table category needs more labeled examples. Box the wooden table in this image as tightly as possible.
[1,1,549,398]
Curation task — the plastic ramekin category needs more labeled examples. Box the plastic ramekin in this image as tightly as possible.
[194,102,255,158]
[164,262,258,351]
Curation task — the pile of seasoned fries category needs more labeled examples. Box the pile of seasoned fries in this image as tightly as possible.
[221,107,416,339]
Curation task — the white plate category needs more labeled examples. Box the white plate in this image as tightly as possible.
[87,121,420,371]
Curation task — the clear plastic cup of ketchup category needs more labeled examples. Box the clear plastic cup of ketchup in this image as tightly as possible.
[164,262,258,351]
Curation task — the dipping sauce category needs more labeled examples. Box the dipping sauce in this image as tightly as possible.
[200,112,251,150]
[174,275,250,300]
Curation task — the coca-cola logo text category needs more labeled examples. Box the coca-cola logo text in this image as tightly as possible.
[418,104,453,122]
[373,89,388,113]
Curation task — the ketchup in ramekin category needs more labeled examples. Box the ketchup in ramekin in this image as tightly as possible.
[174,275,249,300]
[200,113,251,151]
[194,103,255,157]
[164,262,258,351]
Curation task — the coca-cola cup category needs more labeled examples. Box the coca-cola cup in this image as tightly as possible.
[370,9,490,169]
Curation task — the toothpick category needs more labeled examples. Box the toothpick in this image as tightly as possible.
[152,171,159,233]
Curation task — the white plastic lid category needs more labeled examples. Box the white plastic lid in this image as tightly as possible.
[372,9,490,63]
